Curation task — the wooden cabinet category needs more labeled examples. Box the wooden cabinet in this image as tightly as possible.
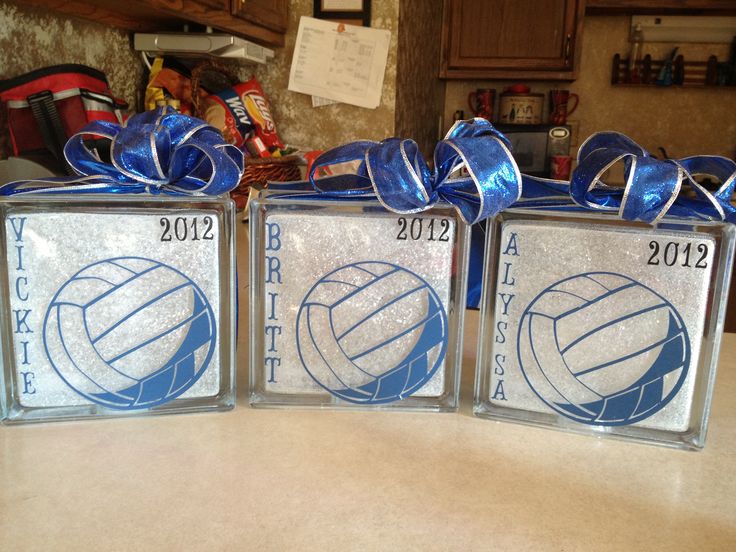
[143,0,286,44]
[232,0,288,33]
[440,0,586,80]
[194,0,229,9]
[11,0,287,47]
[586,1,736,15]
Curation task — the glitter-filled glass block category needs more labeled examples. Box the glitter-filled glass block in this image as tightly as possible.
[249,192,470,411]
[475,208,735,449]
[0,195,236,423]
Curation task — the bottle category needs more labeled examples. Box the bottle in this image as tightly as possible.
[627,23,644,83]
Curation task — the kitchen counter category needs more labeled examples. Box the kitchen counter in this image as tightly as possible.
[1,222,735,551]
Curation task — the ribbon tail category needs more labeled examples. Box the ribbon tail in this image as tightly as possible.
[0,176,150,196]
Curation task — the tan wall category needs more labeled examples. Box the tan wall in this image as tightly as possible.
[0,1,146,157]
[0,2,144,107]
[252,0,399,152]
[3,5,733,161]
[444,16,736,159]
[0,0,399,157]
[395,0,445,158]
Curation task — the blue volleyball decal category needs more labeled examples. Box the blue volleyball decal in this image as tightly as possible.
[43,257,216,410]
[296,261,449,404]
[517,272,690,426]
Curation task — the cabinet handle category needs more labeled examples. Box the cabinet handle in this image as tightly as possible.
[564,34,571,66]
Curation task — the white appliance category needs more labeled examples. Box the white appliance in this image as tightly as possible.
[134,33,274,64]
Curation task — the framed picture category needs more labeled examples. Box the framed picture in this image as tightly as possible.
[313,0,371,27]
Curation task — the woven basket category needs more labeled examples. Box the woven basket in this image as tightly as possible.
[232,155,302,210]
[191,61,301,209]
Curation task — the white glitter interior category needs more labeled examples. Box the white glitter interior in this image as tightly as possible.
[262,211,456,397]
[488,220,715,432]
[6,211,221,408]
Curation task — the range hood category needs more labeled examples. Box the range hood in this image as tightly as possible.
[134,32,275,64]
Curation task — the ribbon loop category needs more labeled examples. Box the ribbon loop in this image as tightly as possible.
[0,107,244,197]
[366,138,436,213]
[6,109,734,227]
[308,118,521,224]
[572,131,736,223]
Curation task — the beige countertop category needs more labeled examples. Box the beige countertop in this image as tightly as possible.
[1,223,735,551]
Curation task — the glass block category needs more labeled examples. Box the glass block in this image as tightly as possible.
[475,208,735,450]
[0,194,236,423]
[249,192,470,411]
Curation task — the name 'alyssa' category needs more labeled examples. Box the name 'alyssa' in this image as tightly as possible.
[492,231,520,402]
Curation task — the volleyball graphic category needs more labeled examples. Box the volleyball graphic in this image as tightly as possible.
[296,261,448,404]
[43,256,216,410]
[517,272,689,425]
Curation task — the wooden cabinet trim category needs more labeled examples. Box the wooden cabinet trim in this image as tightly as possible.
[440,0,586,80]
[8,0,285,47]
[146,0,284,45]
[586,0,736,15]
[231,0,288,33]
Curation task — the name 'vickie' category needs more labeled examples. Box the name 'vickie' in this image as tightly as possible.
[9,216,36,395]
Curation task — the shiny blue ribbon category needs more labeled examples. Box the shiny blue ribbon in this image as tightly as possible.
[301,125,736,310]
[306,118,521,224]
[570,131,736,223]
[304,123,736,225]
[0,107,244,196]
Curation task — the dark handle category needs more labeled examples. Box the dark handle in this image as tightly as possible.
[673,54,685,85]
[564,34,572,66]
[27,90,74,175]
[642,54,652,84]
[611,53,620,84]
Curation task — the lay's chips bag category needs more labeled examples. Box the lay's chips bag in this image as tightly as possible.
[202,77,283,151]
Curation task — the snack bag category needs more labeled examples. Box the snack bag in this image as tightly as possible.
[144,58,200,116]
[202,77,283,151]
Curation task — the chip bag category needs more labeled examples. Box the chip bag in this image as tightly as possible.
[202,77,283,151]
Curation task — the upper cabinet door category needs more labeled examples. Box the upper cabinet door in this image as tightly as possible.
[440,0,586,80]
[586,1,736,14]
[11,1,287,46]
[231,0,288,33]
[197,0,229,8]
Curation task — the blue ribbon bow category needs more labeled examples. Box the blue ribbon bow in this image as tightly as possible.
[304,124,736,226]
[570,131,736,223]
[0,107,244,196]
[302,125,736,311]
[306,118,522,224]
